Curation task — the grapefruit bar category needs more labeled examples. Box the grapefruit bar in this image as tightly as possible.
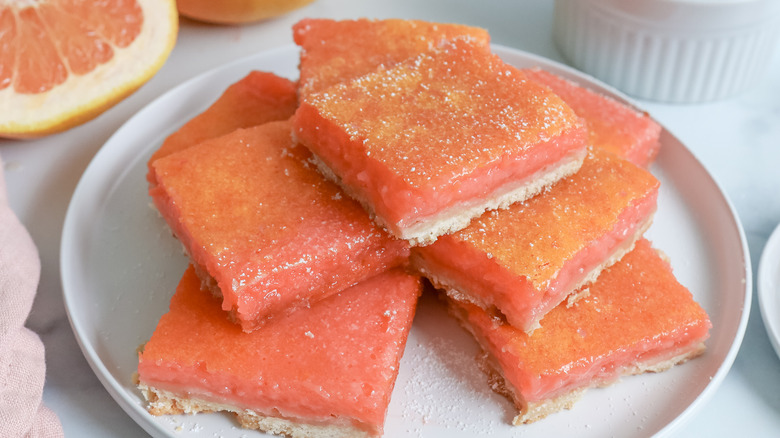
[447,238,711,424]
[293,38,588,245]
[138,266,422,437]
[412,148,659,332]
[293,17,490,99]
[149,120,409,331]
[147,70,298,184]
[523,68,662,168]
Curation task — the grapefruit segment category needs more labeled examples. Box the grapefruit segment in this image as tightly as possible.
[13,6,68,94]
[36,2,115,77]
[0,8,15,90]
[72,0,144,47]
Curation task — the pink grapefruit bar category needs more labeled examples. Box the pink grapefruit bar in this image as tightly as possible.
[293,38,588,245]
[138,266,422,437]
[147,71,298,184]
[412,148,659,332]
[447,238,711,424]
[523,68,662,168]
[149,120,409,331]
[293,18,490,99]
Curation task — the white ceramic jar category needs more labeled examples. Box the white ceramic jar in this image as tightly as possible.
[553,0,780,103]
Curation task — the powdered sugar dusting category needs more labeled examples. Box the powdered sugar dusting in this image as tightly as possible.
[400,339,500,436]
[381,287,691,438]
[385,292,510,437]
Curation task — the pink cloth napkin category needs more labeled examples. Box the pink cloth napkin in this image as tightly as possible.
[0,157,63,438]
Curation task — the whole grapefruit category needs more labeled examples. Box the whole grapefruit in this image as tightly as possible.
[177,0,317,25]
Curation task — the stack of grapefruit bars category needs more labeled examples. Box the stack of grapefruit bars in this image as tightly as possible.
[136,18,712,437]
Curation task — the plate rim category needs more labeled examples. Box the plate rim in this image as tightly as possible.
[59,42,753,438]
[758,221,780,360]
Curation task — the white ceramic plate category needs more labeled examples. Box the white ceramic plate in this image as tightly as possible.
[61,44,751,438]
[759,222,780,360]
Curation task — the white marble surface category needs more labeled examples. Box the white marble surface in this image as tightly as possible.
[2,1,780,436]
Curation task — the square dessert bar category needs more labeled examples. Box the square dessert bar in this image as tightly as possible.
[412,148,660,332]
[138,266,422,437]
[523,68,662,168]
[147,70,298,184]
[149,120,409,332]
[293,38,589,245]
[293,17,490,99]
[447,238,711,424]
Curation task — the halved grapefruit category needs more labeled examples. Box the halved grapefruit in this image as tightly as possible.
[0,0,178,139]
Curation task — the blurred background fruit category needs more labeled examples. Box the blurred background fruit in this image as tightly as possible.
[177,0,317,25]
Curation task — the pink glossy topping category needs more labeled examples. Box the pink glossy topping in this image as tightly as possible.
[139,266,422,435]
[415,149,659,330]
[147,71,298,184]
[293,18,491,99]
[293,38,587,232]
[524,68,662,167]
[149,121,409,331]
[453,239,711,405]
